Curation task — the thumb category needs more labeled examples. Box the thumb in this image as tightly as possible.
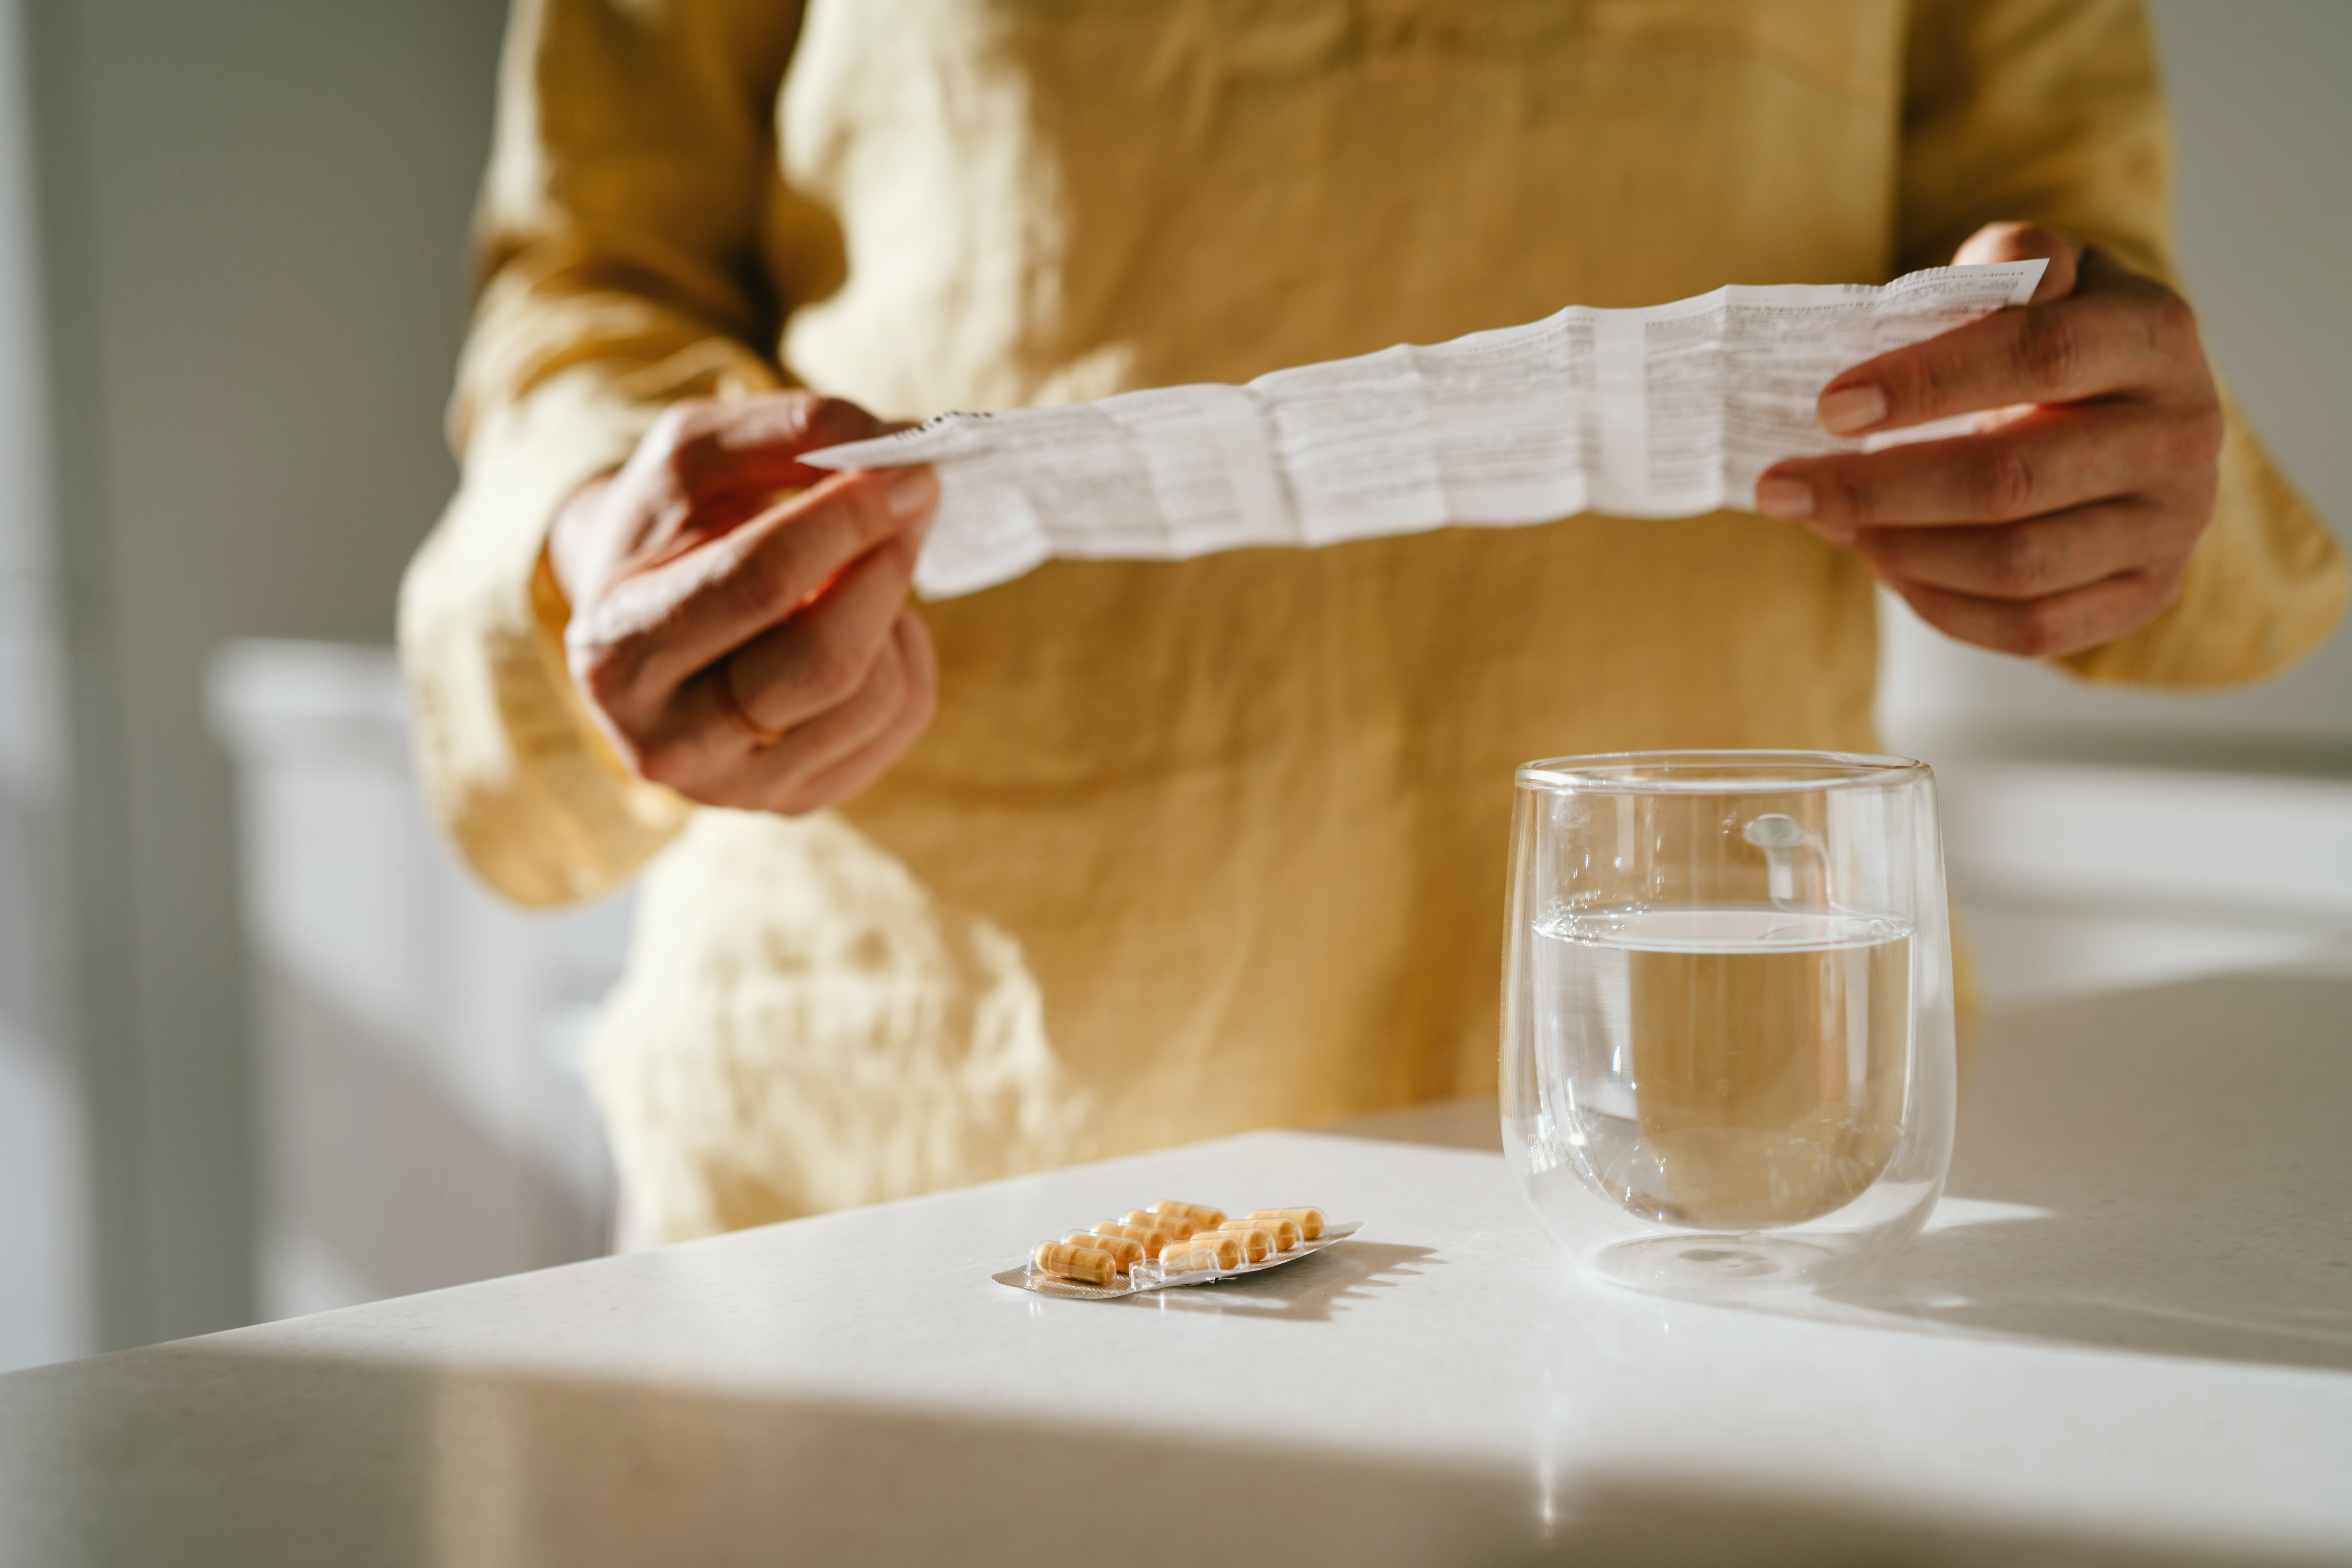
[1953,221,2082,303]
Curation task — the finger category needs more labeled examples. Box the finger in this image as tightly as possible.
[1847,498,2183,602]
[1884,567,2181,661]
[633,627,908,807]
[769,612,937,815]
[633,392,894,505]
[1811,266,2192,437]
[1952,222,2080,303]
[1760,402,2177,528]
[624,465,938,688]
[724,526,921,734]
[734,612,926,811]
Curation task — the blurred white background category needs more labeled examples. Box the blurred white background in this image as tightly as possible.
[0,2,2345,1373]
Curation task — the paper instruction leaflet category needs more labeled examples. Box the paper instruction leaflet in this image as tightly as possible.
[803,261,2046,600]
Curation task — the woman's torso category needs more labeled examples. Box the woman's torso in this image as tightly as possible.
[595,0,1913,1234]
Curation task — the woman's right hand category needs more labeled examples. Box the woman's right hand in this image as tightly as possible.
[546,391,940,815]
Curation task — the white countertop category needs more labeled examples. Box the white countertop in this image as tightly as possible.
[4,971,2348,1567]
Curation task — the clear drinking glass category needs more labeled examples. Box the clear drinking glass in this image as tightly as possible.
[1501,751,1955,1296]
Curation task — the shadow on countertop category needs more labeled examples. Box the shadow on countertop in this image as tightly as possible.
[1635,973,2352,1373]
[1107,1240,1444,1323]
[1314,974,2352,1374]
[1813,972,2352,1374]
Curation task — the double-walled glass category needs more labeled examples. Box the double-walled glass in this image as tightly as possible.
[1501,751,1955,1296]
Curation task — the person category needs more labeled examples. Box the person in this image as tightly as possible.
[401,0,2343,1243]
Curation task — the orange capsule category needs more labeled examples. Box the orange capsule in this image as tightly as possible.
[1193,1226,1274,1264]
[1232,1214,1301,1251]
[1031,1240,1116,1287]
[1127,1209,1198,1241]
[1247,1207,1325,1241]
[1151,1200,1226,1231]
[1094,1221,1173,1259]
[1159,1234,1244,1273]
[1065,1230,1142,1273]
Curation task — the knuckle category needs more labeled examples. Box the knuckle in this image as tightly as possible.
[1902,586,1970,644]
[1984,529,2052,599]
[2007,601,2072,659]
[1896,351,1955,417]
[2013,310,2083,393]
[836,473,898,542]
[576,659,628,715]
[728,544,808,620]
[800,394,870,442]
[655,401,730,488]
[666,435,724,492]
[1966,444,2038,518]
[2152,291,2202,356]
[646,397,713,453]
[642,402,691,451]
[867,638,912,709]
[569,639,637,714]
[1814,462,1872,520]
[2183,398,2227,466]
[791,635,866,710]
[634,735,691,789]
[881,525,924,580]
[727,549,780,613]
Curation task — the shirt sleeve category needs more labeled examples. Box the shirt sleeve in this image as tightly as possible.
[397,0,812,906]
[1898,0,2346,688]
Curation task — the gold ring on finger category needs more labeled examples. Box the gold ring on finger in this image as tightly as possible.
[711,654,786,748]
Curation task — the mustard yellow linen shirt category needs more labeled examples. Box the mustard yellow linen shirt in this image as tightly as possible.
[401,0,2344,1242]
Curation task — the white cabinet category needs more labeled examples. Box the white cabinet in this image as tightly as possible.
[209,640,629,1320]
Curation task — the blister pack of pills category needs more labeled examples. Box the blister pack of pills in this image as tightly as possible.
[992,1201,1361,1300]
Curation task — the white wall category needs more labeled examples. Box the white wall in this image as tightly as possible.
[0,0,89,1374]
[5,0,506,1359]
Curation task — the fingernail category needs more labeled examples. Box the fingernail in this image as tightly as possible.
[1755,476,1815,519]
[886,466,937,520]
[1819,384,1887,436]
[1813,523,1857,548]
